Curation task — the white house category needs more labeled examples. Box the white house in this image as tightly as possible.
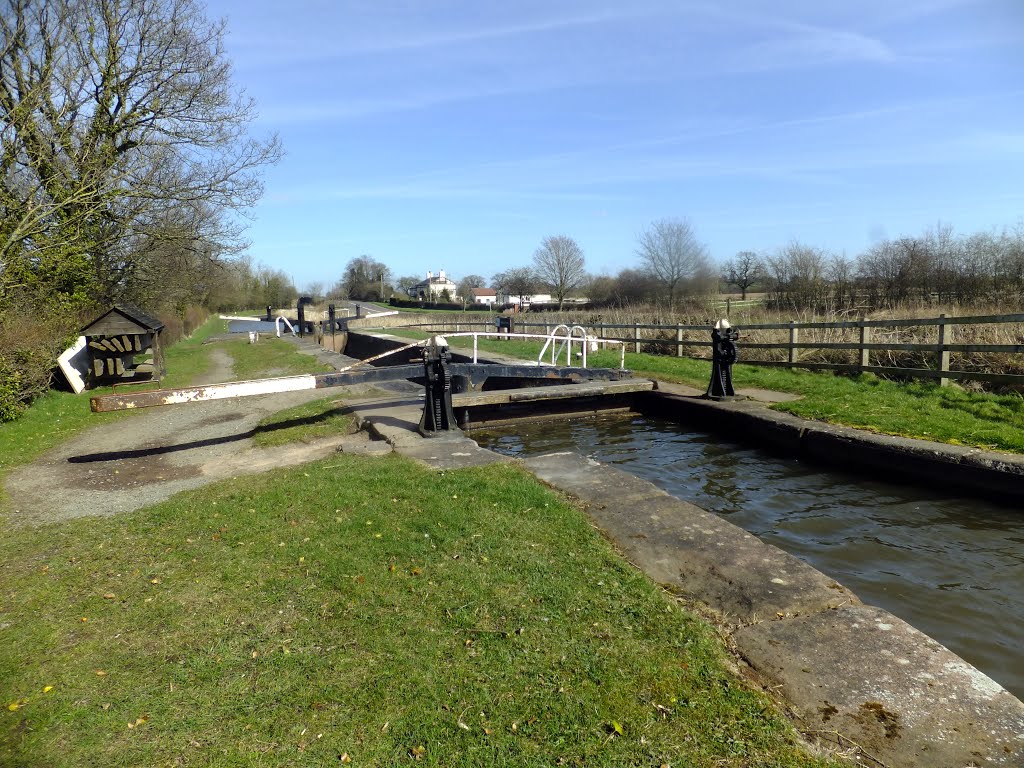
[495,291,553,307]
[470,288,496,306]
[408,270,459,301]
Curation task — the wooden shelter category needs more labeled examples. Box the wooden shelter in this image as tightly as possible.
[80,304,165,386]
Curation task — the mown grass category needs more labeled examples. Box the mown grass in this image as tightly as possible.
[252,396,356,448]
[223,336,335,380]
[0,455,835,768]
[387,329,1024,454]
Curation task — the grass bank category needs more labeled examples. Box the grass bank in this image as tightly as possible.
[0,454,835,767]
[385,329,1024,454]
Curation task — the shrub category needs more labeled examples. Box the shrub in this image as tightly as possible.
[0,293,84,422]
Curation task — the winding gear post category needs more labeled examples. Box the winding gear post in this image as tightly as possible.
[706,319,739,400]
[419,336,458,435]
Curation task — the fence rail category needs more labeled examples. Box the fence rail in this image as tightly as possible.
[357,312,1024,388]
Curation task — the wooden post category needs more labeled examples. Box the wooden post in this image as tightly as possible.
[676,324,684,358]
[859,318,871,371]
[788,320,799,365]
[938,313,951,387]
[634,322,640,354]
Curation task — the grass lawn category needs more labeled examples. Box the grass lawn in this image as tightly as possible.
[0,455,835,768]
[384,329,1024,454]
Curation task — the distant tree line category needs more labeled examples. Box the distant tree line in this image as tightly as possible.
[721,223,1024,312]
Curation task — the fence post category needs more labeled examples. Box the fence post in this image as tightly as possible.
[859,317,871,371]
[634,321,640,354]
[788,320,799,365]
[676,324,684,358]
[938,313,951,387]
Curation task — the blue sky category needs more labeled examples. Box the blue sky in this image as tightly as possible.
[204,0,1024,291]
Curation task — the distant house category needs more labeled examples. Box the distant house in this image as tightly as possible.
[470,288,496,306]
[408,270,459,301]
[495,291,552,307]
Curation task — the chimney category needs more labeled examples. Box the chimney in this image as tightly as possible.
[439,269,446,280]
[426,270,433,280]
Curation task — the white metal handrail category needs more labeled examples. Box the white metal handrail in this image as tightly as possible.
[348,329,627,369]
[538,324,590,367]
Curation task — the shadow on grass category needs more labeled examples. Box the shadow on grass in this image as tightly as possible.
[65,408,353,464]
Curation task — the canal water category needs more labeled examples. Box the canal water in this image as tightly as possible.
[473,414,1024,700]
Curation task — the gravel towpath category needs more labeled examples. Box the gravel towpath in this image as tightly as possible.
[4,345,376,526]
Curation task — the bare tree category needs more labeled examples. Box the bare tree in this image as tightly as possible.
[722,251,764,300]
[457,274,486,300]
[492,267,538,306]
[636,218,711,306]
[532,235,586,309]
[0,0,282,306]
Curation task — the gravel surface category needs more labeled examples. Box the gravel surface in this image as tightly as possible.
[4,343,386,526]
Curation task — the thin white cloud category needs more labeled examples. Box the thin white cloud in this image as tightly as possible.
[228,6,648,67]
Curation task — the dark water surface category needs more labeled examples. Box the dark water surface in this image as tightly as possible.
[474,414,1024,700]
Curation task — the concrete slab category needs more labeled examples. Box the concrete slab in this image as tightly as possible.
[398,434,512,470]
[524,452,858,623]
[653,380,802,403]
[523,451,671,508]
[347,396,508,469]
[734,605,1024,768]
[652,380,705,398]
[736,387,803,403]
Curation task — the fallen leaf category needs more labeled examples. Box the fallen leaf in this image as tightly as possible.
[79,617,88,623]
[150,578,161,584]
[339,753,351,763]
[103,593,116,600]
[6,700,26,712]
[409,745,426,760]
[611,720,624,736]
[95,670,107,677]
[42,686,54,694]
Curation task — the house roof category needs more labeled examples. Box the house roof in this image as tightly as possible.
[412,276,457,289]
[80,302,165,335]
[472,288,496,296]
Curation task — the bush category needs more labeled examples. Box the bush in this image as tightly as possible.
[0,293,84,422]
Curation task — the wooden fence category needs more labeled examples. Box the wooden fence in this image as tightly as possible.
[361,312,1024,388]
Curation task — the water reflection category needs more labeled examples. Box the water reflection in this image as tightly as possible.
[475,414,1024,700]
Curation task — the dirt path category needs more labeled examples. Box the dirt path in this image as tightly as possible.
[4,345,376,526]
